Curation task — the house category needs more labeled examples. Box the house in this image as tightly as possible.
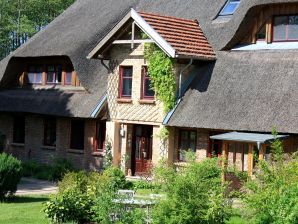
[0,0,297,176]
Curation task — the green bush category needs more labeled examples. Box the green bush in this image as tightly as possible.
[133,180,155,190]
[44,171,105,223]
[152,157,232,224]
[22,158,74,181]
[103,166,127,190]
[0,153,22,200]
[242,132,298,224]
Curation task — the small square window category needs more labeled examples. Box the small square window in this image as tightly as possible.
[219,0,240,16]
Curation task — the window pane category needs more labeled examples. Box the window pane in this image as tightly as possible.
[181,131,188,140]
[190,141,196,152]
[190,131,196,141]
[44,118,56,146]
[70,120,84,150]
[220,0,240,16]
[122,79,132,96]
[95,122,106,150]
[123,67,133,77]
[273,16,287,40]
[288,16,298,40]
[144,79,154,97]
[13,116,25,143]
[47,72,55,83]
[28,73,35,83]
[35,74,42,83]
[65,72,72,85]
[257,24,266,40]
[56,65,62,83]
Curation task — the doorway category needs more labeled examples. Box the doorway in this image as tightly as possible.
[132,125,153,176]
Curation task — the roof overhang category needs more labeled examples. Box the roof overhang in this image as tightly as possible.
[90,93,107,118]
[87,8,176,59]
[210,131,289,149]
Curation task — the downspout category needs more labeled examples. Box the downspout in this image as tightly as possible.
[178,58,193,98]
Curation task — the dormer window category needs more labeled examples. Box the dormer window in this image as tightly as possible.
[219,0,240,16]
[47,65,62,84]
[273,15,298,42]
[28,65,43,84]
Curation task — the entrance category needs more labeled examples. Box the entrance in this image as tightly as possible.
[132,125,153,175]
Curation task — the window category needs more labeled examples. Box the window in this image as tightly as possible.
[64,65,73,85]
[141,66,155,99]
[219,0,240,16]
[273,15,298,41]
[178,130,197,161]
[257,24,266,41]
[47,65,62,84]
[70,120,84,150]
[43,117,56,147]
[27,65,43,84]
[13,116,25,144]
[119,66,133,98]
[93,121,106,151]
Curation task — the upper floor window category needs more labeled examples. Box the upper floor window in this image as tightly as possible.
[64,65,73,85]
[178,130,197,161]
[119,66,133,98]
[273,15,298,41]
[13,115,25,144]
[47,65,62,84]
[219,0,240,16]
[43,117,56,147]
[141,66,155,99]
[28,65,43,84]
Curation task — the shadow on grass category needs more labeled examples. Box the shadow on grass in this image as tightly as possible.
[4,195,49,204]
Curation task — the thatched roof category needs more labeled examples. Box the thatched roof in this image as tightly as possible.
[0,0,297,133]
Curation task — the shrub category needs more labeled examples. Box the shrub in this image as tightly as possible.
[242,131,298,224]
[44,171,105,224]
[22,158,74,181]
[133,180,155,190]
[152,157,232,224]
[103,166,127,190]
[0,153,22,200]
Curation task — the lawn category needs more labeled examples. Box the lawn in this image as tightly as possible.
[0,195,50,224]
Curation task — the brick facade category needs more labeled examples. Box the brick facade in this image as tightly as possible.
[0,113,103,170]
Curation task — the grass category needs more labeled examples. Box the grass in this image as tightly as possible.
[0,195,50,224]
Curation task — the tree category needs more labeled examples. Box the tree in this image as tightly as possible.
[0,0,75,60]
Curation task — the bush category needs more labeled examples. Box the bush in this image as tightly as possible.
[0,153,22,200]
[22,158,74,181]
[44,171,105,224]
[242,131,298,224]
[103,166,127,190]
[133,180,155,190]
[152,157,232,224]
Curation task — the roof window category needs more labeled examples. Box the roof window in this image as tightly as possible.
[219,0,240,16]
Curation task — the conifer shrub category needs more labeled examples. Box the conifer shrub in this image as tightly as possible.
[0,153,22,200]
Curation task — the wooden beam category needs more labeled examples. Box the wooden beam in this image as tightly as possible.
[112,39,154,44]
[259,144,266,161]
[221,141,229,182]
[248,143,254,176]
[131,22,135,49]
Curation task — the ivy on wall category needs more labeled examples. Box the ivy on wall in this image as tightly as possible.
[144,43,176,113]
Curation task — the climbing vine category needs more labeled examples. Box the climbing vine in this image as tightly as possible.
[144,43,176,113]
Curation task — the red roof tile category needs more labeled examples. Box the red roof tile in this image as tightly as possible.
[139,12,215,60]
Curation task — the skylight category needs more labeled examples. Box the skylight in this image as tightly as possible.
[219,0,240,16]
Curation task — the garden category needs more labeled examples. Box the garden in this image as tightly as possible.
[0,133,297,224]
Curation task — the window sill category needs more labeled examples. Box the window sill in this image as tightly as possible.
[10,143,25,147]
[41,145,56,151]
[92,151,105,157]
[67,149,84,154]
[117,98,132,103]
[139,99,155,104]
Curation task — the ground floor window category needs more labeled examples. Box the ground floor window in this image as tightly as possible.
[43,117,56,147]
[228,142,249,172]
[13,115,25,144]
[178,130,197,161]
[94,121,106,151]
[70,120,84,150]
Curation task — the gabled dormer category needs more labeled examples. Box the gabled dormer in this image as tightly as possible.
[88,9,215,124]
[233,3,298,51]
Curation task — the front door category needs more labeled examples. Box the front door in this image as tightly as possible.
[133,125,153,175]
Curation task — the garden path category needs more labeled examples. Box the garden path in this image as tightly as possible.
[16,178,58,195]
